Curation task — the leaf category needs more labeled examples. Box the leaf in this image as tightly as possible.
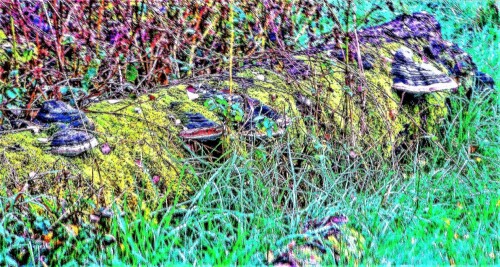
[6,104,21,116]
[253,115,265,122]
[204,99,216,110]
[61,34,75,45]
[101,143,111,155]
[216,97,228,106]
[60,86,69,95]
[21,49,34,62]
[90,58,101,67]
[126,65,138,82]
[83,67,97,90]
[86,67,98,79]
[255,149,266,161]
[203,99,211,107]
[73,86,88,95]
[231,103,240,110]
[297,34,309,47]
[263,118,270,128]
[2,254,18,267]
[5,89,17,99]
[9,70,18,77]
[266,128,273,138]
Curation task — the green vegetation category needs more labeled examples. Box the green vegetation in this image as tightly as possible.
[1,0,499,266]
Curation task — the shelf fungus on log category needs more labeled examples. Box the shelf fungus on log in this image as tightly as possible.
[34,100,95,130]
[391,47,458,94]
[50,129,98,157]
[179,113,224,141]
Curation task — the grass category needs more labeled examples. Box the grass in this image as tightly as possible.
[1,0,499,266]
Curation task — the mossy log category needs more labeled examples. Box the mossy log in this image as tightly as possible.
[0,13,486,205]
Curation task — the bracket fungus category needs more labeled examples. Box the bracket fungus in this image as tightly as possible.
[391,47,458,94]
[34,100,99,157]
[179,113,224,141]
[50,129,98,157]
[34,100,94,130]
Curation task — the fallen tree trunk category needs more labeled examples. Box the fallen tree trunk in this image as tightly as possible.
[0,13,493,206]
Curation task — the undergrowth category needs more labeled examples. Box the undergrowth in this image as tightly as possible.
[1,89,498,265]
